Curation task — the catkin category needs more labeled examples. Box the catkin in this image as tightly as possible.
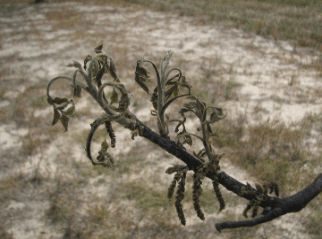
[175,172,186,225]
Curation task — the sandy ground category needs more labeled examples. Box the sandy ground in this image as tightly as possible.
[0,2,321,239]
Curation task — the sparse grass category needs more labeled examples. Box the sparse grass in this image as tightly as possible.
[214,116,312,193]
[112,0,322,51]
[46,176,78,224]
[305,196,322,236]
[120,181,168,211]
[0,226,14,239]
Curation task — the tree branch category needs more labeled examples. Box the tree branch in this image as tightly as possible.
[215,173,322,231]
[135,121,322,231]
[48,48,322,232]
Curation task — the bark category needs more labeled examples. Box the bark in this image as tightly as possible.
[136,121,322,231]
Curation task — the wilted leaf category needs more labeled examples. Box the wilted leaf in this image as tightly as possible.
[84,55,92,70]
[52,108,61,125]
[135,62,150,94]
[47,96,54,105]
[176,131,192,146]
[101,140,109,151]
[60,115,69,131]
[52,97,69,104]
[95,44,103,53]
[73,84,82,97]
[165,85,178,99]
[255,184,263,193]
[205,107,224,123]
[180,99,205,119]
[61,100,75,116]
[165,165,187,174]
[110,88,119,104]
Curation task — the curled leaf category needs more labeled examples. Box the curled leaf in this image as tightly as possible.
[51,99,75,131]
[135,61,150,94]
[99,83,129,114]
[110,88,119,104]
[73,84,82,97]
[60,100,75,117]
[84,55,92,70]
[52,108,61,125]
[95,44,103,53]
[51,97,69,105]
[60,115,70,131]
[176,131,192,147]
[165,164,188,174]
[96,140,114,168]
[204,106,224,124]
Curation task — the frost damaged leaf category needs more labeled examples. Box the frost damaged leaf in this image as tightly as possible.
[73,84,82,97]
[205,107,224,124]
[135,61,150,94]
[166,164,188,174]
[60,115,70,131]
[110,88,119,104]
[51,99,75,131]
[165,85,178,98]
[176,131,192,147]
[96,140,114,167]
[52,108,62,125]
[101,140,109,151]
[60,100,75,117]
[52,97,69,105]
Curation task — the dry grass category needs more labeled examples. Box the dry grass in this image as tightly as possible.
[0,1,321,238]
[111,0,322,52]
[214,117,310,190]
[2,0,320,51]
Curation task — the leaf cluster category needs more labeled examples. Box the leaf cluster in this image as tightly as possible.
[241,182,280,218]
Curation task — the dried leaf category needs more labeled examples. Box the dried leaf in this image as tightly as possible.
[73,84,82,97]
[60,115,69,131]
[52,108,61,125]
[95,44,103,53]
[52,97,69,104]
[165,85,178,99]
[176,131,192,146]
[205,107,224,124]
[61,101,75,116]
[84,55,92,70]
[255,184,263,193]
[165,165,187,174]
[110,88,119,104]
[135,62,150,94]
[101,140,109,151]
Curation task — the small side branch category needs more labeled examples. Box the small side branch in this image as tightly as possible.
[215,173,322,231]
